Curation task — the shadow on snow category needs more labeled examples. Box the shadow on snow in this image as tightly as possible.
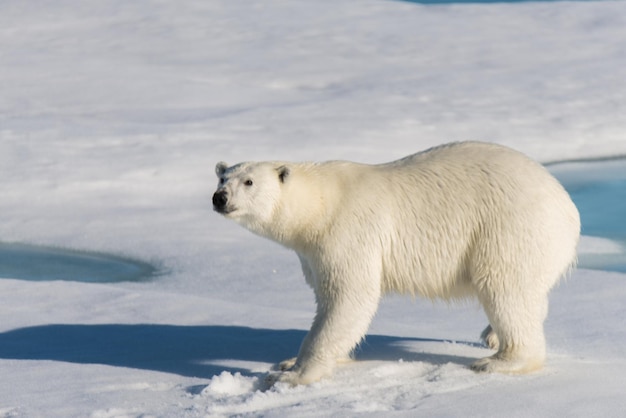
[0,324,481,379]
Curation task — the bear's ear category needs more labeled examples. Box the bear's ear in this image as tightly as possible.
[277,165,290,183]
[215,161,228,177]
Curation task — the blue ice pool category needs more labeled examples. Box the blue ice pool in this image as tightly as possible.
[549,157,626,273]
[0,243,158,283]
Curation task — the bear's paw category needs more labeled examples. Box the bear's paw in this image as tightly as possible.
[471,355,543,374]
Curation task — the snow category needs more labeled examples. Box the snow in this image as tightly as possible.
[1,0,626,416]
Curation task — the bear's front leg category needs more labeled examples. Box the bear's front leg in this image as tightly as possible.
[268,260,382,386]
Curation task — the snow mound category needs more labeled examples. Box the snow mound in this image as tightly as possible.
[202,371,261,397]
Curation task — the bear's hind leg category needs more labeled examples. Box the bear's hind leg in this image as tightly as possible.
[472,291,548,374]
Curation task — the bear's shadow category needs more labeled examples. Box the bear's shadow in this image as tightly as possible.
[0,324,482,381]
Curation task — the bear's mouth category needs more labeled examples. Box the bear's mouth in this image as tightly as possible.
[214,205,237,216]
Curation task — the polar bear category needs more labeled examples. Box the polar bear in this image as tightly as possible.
[212,141,580,386]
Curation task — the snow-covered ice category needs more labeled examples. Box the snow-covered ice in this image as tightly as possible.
[1,0,626,416]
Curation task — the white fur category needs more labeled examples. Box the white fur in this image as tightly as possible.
[213,142,580,386]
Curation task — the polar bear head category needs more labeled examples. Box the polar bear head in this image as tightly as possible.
[212,161,290,234]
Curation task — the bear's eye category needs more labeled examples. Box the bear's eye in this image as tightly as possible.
[244,179,253,187]
[219,178,226,185]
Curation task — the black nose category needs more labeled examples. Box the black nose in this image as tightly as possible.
[212,190,228,210]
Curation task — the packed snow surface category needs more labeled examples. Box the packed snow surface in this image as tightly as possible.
[1,0,626,416]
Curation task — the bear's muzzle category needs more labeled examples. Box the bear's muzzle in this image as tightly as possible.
[212,190,230,214]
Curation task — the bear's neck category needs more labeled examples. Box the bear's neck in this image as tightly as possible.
[265,170,336,254]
